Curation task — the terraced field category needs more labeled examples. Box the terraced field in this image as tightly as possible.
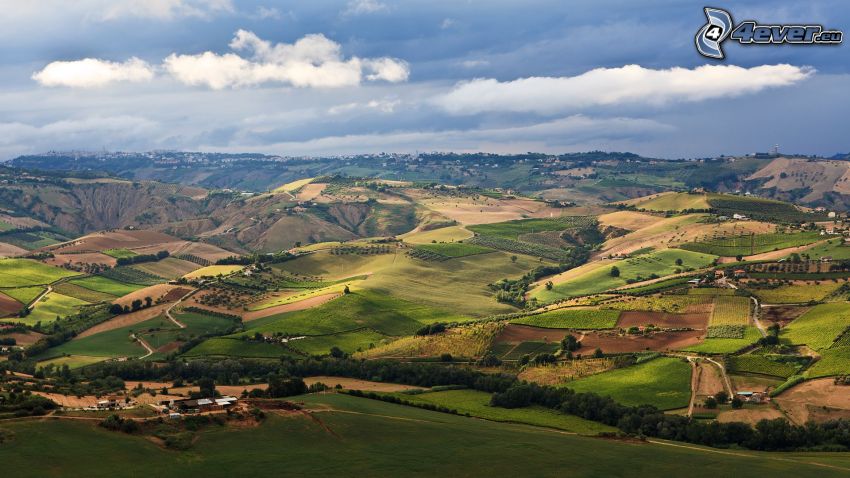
[511,308,620,329]
[709,296,751,326]
[781,303,850,350]
[680,231,821,257]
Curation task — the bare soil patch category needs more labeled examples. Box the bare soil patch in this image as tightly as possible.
[51,230,182,253]
[0,292,23,317]
[0,331,44,346]
[694,360,726,398]
[760,305,810,328]
[46,252,117,267]
[716,406,785,425]
[0,241,29,257]
[74,304,169,339]
[774,378,850,425]
[496,324,561,343]
[296,183,328,201]
[579,330,704,353]
[242,293,340,321]
[114,284,189,308]
[616,311,709,329]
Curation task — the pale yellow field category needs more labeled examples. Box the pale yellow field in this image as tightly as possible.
[401,225,473,244]
[622,191,710,211]
[597,211,666,231]
[273,177,314,193]
[182,265,244,279]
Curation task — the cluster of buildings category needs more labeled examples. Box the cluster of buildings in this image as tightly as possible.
[158,396,240,417]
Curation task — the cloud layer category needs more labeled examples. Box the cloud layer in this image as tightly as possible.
[33,30,409,89]
[435,64,814,114]
[31,58,155,88]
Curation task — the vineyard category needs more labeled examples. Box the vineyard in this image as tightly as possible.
[500,341,561,360]
[604,295,711,314]
[708,296,750,326]
[707,195,827,223]
[98,267,163,286]
[467,216,596,240]
[679,231,821,256]
[408,243,494,262]
[330,245,395,255]
[511,308,620,329]
[466,235,574,262]
[750,282,843,304]
[517,358,616,385]
[726,354,800,379]
[706,325,746,339]
[780,303,850,350]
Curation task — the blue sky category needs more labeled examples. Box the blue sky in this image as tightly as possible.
[0,0,847,159]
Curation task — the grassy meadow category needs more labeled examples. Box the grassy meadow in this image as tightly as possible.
[2,393,849,477]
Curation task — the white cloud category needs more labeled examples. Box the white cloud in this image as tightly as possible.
[460,59,489,69]
[435,64,814,115]
[253,6,281,20]
[32,57,155,88]
[164,30,409,89]
[440,18,456,29]
[343,0,388,16]
[100,0,233,21]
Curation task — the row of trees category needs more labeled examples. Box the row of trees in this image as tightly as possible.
[115,250,168,266]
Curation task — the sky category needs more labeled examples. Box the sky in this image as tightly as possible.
[0,0,848,160]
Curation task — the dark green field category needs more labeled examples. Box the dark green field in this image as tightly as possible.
[1,394,848,477]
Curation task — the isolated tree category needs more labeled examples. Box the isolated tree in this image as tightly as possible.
[730,397,744,409]
[561,333,581,352]
[593,348,604,358]
[714,391,729,404]
[510,255,518,263]
[144,296,153,308]
[131,299,142,311]
[675,258,683,266]
[343,285,351,294]
[610,266,620,278]
[109,304,124,315]
[545,281,554,290]
[703,397,718,409]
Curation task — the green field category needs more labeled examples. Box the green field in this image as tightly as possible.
[752,282,843,304]
[511,308,620,329]
[535,249,717,301]
[1,393,848,477]
[414,242,494,258]
[795,240,850,261]
[683,327,763,354]
[99,267,163,286]
[244,290,467,338]
[781,303,850,350]
[278,250,545,316]
[0,258,79,286]
[806,346,850,378]
[288,330,391,355]
[0,286,45,305]
[40,317,158,359]
[52,282,116,303]
[385,389,615,434]
[467,216,594,240]
[727,355,800,379]
[709,296,751,326]
[564,357,691,410]
[69,276,146,297]
[24,293,90,325]
[102,248,138,259]
[37,354,108,370]
[680,231,821,257]
[182,337,299,359]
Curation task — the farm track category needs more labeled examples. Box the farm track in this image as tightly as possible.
[132,333,155,359]
[165,289,198,329]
